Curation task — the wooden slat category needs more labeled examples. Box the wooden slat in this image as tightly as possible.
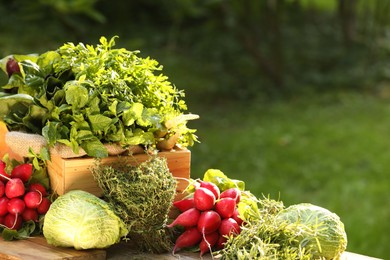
[47,149,191,199]
[0,237,106,260]
[0,236,382,260]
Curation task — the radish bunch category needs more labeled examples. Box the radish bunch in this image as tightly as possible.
[0,160,51,231]
[168,180,243,256]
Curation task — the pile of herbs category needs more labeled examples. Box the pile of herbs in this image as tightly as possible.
[0,36,197,158]
[91,156,177,253]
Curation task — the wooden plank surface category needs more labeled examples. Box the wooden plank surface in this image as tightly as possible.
[105,242,384,260]
[0,236,383,260]
[0,237,105,260]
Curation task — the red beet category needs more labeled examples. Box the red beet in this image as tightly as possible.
[167,207,200,228]
[11,163,33,183]
[197,210,221,235]
[218,218,240,237]
[193,187,215,211]
[173,227,202,254]
[5,178,25,198]
[199,180,220,200]
[215,197,236,219]
[199,231,219,256]
[173,198,194,212]
[220,188,241,203]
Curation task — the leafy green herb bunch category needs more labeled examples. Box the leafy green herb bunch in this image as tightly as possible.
[0,36,198,158]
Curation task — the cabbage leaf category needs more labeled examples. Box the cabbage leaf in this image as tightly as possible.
[43,190,128,249]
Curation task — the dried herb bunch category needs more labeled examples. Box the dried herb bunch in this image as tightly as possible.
[92,156,177,253]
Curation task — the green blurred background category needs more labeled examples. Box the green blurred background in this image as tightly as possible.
[1,0,389,258]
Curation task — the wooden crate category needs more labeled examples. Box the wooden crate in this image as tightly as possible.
[47,149,191,200]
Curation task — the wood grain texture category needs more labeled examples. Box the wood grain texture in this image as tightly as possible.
[47,149,191,199]
[0,236,382,260]
[0,237,105,260]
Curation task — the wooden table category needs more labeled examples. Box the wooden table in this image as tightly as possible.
[0,236,383,260]
[106,243,383,260]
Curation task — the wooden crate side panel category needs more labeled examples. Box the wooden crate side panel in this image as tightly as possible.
[162,151,191,193]
[47,150,191,198]
[47,155,66,195]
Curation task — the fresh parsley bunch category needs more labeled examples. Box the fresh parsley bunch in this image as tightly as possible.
[0,36,198,157]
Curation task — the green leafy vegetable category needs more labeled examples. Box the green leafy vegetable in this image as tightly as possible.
[43,190,128,249]
[0,36,198,158]
[1,221,37,241]
[275,203,348,259]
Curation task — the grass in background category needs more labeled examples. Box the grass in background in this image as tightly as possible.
[186,92,389,259]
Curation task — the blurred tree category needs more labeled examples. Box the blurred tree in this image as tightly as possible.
[219,0,285,91]
[2,0,390,97]
[0,0,103,54]
[338,0,357,47]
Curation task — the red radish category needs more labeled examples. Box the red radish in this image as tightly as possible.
[193,187,215,211]
[215,197,236,219]
[218,218,240,237]
[173,227,202,254]
[7,198,25,215]
[28,183,48,197]
[199,231,219,256]
[220,188,241,203]
[0,197,9,216]
[173,198,194,212]
[199,180,220,200]
[0,161,9,182]
[37,197,51,215]
[3,213,22,230]
[232,208,243,226]
[5,178,25,198]
[167,208,200,228]
[11,163,33,183]
[197,210,221,235]
[6,58,21,77]
[22,208,39,222]
[0,216,4,225]
[0,181,4,197]
[24,191,42,209]
[215,235,228,250]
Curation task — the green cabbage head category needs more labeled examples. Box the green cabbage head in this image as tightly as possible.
[43,190,128,249]
[276,203,348,259]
